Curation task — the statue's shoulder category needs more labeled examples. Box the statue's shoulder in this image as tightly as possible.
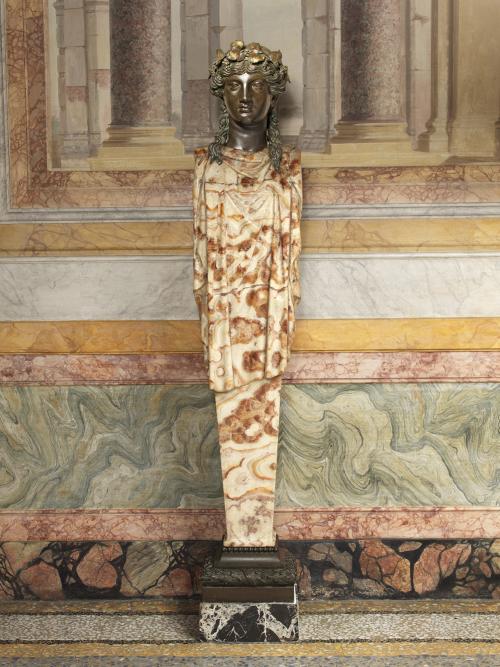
[194,147,209,164]
[281,145,301,179]
[193,148,210,182]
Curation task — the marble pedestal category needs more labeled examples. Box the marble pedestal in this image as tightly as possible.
[199,552,299,642]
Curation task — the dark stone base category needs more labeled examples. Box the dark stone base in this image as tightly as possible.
[216,542,281,569]
[200,548,299,641]
[200,590,299,642]
[203,551,297,589]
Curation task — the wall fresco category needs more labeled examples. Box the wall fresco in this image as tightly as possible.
[0,383,498,510]
[4,0,500,209]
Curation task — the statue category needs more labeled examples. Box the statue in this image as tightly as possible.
[193,41,302,557]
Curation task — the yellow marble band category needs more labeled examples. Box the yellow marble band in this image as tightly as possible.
[1,599,498,616]
[1,318,500,353]
[0,641,498,658]
[1,218,500,255]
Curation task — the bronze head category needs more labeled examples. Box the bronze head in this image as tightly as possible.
[208,41,289,171]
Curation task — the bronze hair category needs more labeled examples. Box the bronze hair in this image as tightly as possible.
[208,41,289,171]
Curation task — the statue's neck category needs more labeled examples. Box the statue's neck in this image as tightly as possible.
[226,118,267,152]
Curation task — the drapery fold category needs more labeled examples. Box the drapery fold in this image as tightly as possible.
[193,145,302,392]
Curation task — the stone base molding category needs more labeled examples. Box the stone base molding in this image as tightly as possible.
[449,118,500,159]
[0,507,498,542]
[330,121,448,167]
[90,126,192,170]
[1,352,500,386]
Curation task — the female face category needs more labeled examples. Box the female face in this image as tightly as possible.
[223,72,272,126]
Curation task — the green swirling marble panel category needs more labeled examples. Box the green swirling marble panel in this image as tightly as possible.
[279,384,500,507]
[0,386,221,509]
[0,384,498,509]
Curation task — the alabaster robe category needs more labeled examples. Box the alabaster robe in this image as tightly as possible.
[193,145,301,547]
[193,145,302,393]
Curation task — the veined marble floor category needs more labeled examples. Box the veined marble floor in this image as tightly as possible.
[0,600,498,665]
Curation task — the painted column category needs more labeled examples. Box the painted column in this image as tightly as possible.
[59,0,91,169]
[449,0,500,158]
[328,0,342,139]
[110,0,171,128]
[53,0,65,167]
[331,0,419,165]
[299,0,330,152]
[84,0,111,155]
[209,0,243,135]
[407,0,433,150]
[92,0,186,170]
[427,0,452,153]
[340,0,404,122]
[181,0,243,150]
[180,0,212,151]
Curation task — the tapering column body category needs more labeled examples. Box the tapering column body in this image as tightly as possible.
[215,378,282,547]
[92,0,187,169]
[331,0,418,165]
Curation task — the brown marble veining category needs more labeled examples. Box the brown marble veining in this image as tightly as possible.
[0,507,498,542]
[1,352,500,385]
[1,538,499,602]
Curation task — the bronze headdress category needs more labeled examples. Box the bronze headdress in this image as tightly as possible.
[208,41,289,171]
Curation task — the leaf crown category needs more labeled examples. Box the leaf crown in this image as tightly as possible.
[209,40,289,99]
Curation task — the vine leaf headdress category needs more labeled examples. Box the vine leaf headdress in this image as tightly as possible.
[208,41,289,171]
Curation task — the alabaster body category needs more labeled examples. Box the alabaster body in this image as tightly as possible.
[192,41,302,548]
[193,145,301,392]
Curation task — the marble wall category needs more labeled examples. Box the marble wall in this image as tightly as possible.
[1,254,499,321]
[1,539,498,600]
[0,383,498,511]
[1,0,500,608]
